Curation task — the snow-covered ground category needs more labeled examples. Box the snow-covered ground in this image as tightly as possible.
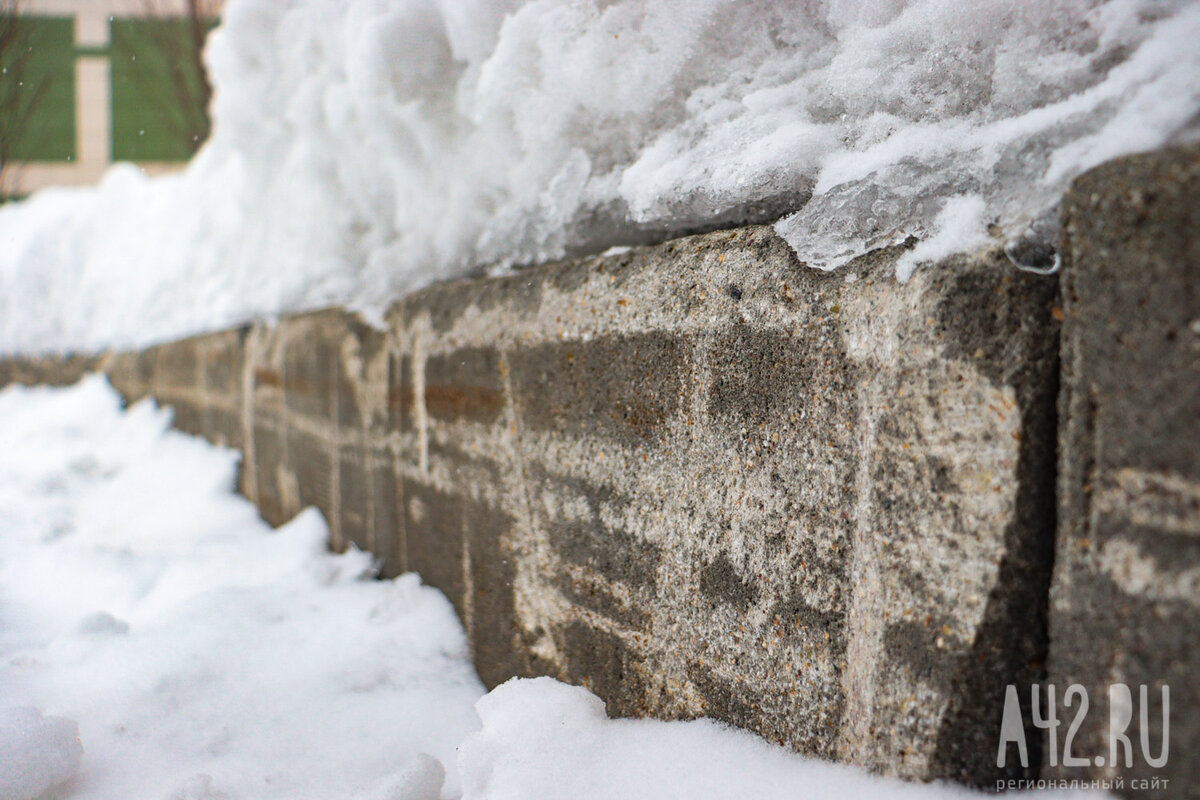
[0,377,483,799]
[1,379,1111,800]
[2,0,1199,355]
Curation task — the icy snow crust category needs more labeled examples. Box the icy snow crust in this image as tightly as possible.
[0,380,1108,798]
[2,0,1199,354]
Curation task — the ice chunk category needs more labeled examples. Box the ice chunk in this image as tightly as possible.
[894,195,992,281]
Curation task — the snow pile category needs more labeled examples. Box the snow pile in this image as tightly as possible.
[1,0,1198,355]
[457,678,1107,800]
[0,707,82,800]
[0,376,484,799]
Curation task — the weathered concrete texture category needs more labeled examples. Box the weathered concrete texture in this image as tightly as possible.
[10,146,1200,789]
[381,228,1059,786]
[1048,144,1200,797]
[0,226,1062,786]
[236,311,396,562]
[0,353,102,388]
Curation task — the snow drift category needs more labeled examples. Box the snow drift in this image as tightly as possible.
[0,377,484,799]
[456,677,1108,800]
[1,0,1198,354]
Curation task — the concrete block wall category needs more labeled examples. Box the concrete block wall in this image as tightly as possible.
[2,144,1196,793]
[377,232,1059,788]
[1048,146,1200,797]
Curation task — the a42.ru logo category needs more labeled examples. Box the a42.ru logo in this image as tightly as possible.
[998,683,1169,769]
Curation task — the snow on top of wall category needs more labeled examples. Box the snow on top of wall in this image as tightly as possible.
[1,0,1198,355]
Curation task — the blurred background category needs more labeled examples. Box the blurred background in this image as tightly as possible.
[1,0,221,201]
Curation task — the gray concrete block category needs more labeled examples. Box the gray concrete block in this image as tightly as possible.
[0,229,1062,788]
[12,147,1195,789]
[102,350,154,404]
[1047,144,1200,797]
[280,311,343,424]
[242,323,289,525]
[368,446,403,577]
[198,327,248,451]
[0,354,102,390]
[384,225,1060,785]
[424,347,506,426]
[150,340,207,439]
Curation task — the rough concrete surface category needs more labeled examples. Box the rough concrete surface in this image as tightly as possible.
[4,228,1058,786]
[0,354,101,388]
[382,231,1058,787]
[1047,144,1200,798]
[5,145,1196,791]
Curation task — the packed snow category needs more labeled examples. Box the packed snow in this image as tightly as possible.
[2,0,1199,355]
[0,377,484,799]
[0,378,1112,799]
[459,679,1110,800]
